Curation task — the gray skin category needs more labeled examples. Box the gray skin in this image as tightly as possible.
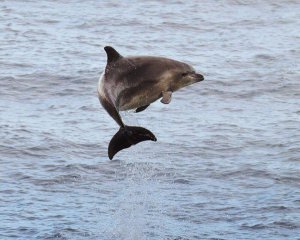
[98,46,204,159]
[98,46,204,127]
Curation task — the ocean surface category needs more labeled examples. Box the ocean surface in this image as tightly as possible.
[1,0,300,239]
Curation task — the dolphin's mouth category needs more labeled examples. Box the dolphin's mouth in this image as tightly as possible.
[193,73,204,82]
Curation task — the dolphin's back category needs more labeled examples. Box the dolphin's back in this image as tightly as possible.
[107,56,189,85]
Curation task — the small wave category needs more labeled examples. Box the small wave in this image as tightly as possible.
[33,173,82,187]
[261,205,288,211]
[21,149,49,158]
[273,221,299,229]
[241,223,267,230]
[241,220,299,230]
[254,54,276,61]
[40,19,60,24]
[41,229,92,240]
[173,178,190,184]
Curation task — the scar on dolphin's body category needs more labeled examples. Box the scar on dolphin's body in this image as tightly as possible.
[97,46,204,160]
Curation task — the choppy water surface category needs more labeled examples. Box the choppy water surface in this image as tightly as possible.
[1,0,300,239]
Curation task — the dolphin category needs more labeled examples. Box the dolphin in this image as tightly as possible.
[98,46,204,159]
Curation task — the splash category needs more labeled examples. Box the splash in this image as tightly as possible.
[107,161,167,240]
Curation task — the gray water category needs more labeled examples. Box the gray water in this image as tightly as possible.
[1,0,300,239]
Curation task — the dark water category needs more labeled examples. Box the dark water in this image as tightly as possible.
[1,0,300,239]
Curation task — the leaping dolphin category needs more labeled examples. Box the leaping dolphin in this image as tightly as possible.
[98,46,204,159]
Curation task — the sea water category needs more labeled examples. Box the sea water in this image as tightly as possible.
[0,1,299,239]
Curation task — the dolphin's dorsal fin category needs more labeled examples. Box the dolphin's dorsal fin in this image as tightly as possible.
[104,46,122,64]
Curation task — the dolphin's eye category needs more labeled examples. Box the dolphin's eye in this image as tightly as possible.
[181,72,189,77]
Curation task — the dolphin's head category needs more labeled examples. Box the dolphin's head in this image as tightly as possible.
[171,65,204,91]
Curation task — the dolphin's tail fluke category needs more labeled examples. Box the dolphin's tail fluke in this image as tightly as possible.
[108,126,157,160]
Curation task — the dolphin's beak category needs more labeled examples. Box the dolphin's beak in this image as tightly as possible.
[192,73,204,82]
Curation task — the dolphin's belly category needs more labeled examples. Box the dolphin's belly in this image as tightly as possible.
[117,84,162,111]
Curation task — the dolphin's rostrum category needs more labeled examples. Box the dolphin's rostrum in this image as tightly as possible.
[98,46,204,159]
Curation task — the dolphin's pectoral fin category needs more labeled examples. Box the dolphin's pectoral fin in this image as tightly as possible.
[108,126,157,160]
[160,91,172,104]
[135,104,150,113]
